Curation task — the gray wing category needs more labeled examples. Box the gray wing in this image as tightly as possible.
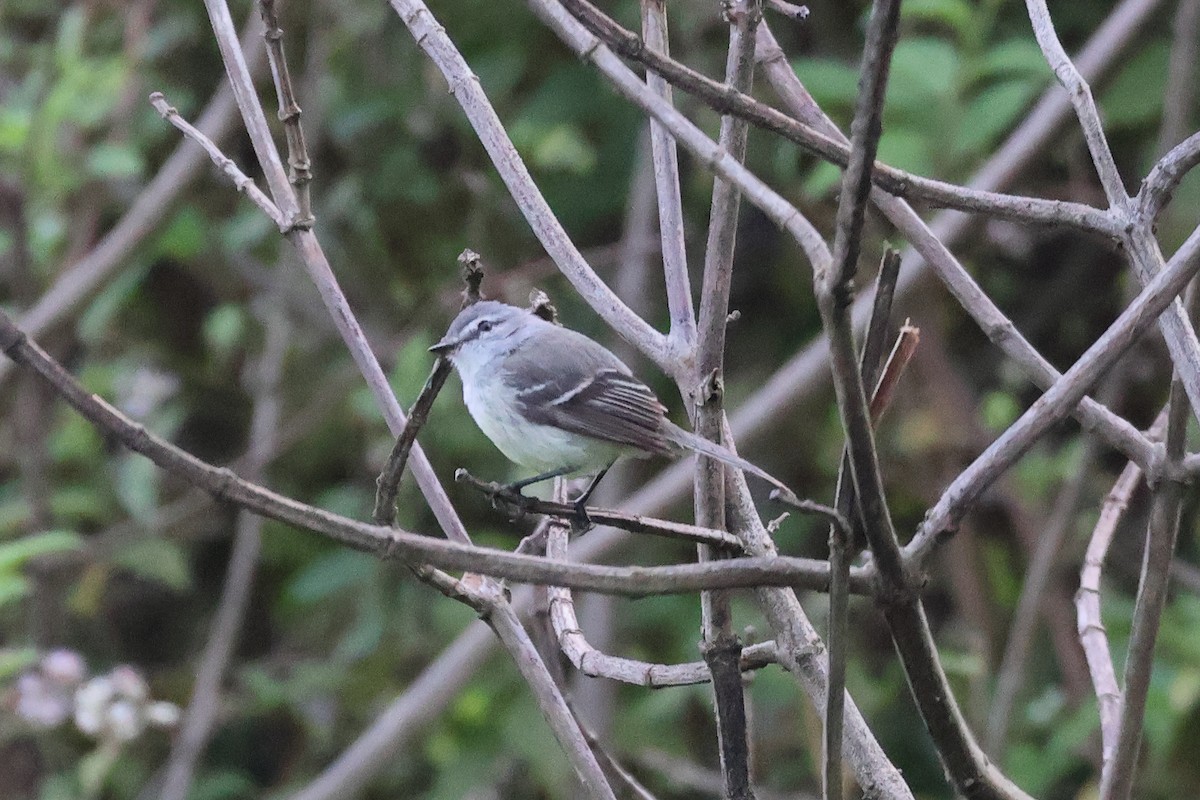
[504,326,671,455]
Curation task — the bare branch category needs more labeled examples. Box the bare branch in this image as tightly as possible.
[258,0,315,226]
[387,0,674,375]
[486,598,618,799]
[691,3,761,795]
[911,223,1200,563]
[562,0,1119,236]
[1023,0,1127,206]
[147,92,284,228]
[641,0,696,350]
[373,252,485,526]
[545,520,778,687]
[529,0,832,274]
[1076,432,1156,764]
[1103,385,1189,799]
[985,438,1097,756]
[201,0,300,223]
[456,469,743,550]
[753,20,1158,476]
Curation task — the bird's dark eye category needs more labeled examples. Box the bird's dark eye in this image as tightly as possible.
[477,320,493,333]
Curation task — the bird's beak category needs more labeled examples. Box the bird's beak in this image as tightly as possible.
[429,336,458,355]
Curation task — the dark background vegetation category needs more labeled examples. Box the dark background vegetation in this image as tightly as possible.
[2,0,1199,798]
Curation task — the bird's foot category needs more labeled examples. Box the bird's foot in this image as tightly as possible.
[571,497,594,533]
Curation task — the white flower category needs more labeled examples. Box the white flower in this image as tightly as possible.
[15,673,71,728]
[74,677,116,736]
[146,701,181,728]
[41,650,86,685]
[107,699,145,742]
[108,665,148,702]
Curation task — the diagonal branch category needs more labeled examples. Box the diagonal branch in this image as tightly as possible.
[911,223,1200,563]
[561,0,1119,236]
[387,0,674,375]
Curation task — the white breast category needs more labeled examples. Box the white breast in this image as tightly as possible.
[458,358,621,476]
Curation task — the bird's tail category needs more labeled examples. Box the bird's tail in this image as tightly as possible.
[662,421,799,505]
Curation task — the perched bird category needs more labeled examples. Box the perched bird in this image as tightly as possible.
[430,300,795,512]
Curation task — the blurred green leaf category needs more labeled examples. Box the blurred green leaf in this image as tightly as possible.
[112,538,192,591]
[115,454,160,523]
[1100,40,1170,129]
[974,39,1050,83]
[203,304,248,361]
[286,549,376,604]
[85,142,144,179]
[901,0,975,38]
[0,647,39,680]
[0,529,82,571]
[788,58,860,116]
[957,80,1040,156]
[0,573,30,608]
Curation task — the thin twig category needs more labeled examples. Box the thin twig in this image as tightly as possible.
[456,469,743,550]
[1103,383,1189,799]
[1024,0,1200,423]
[201,0,299,223]
[257,0,315,227]
[195,0,475,547]
[826,249,903,800]
[545,518,778,687]
[387,0,674,376]
[911,222,1200,564]
[373,252,485,526]
[641,0,696,351]
[527,0,832,275]
[1075,440,1154,762]
[722,462,915,799]
[752,20,1158,476]
[985,437,1098,757]
[691,3,761,796]
[148,92,284,228]
[485,598,618,799]
[559,0,1118,236]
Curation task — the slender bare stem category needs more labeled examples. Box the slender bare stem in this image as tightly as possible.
[545,519,777,686]
[258,0,315,226]
[529,0,832,274]
[201,0,299,223]
[641,0,696,351]
[373,252,484,526]
[753,21,1158,476]
[985,438,1097,756]
[1076,420,1158,764]
[560,0,1119,236]
[826,249,903,800]
[485,597,617,799]
[1102,384,1189,799]
[387,0,673,375]
[147,92,284,228]
[911,224,1200,563]
[691,3,761,796]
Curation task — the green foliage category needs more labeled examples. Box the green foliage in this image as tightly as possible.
[0,0,1192,797]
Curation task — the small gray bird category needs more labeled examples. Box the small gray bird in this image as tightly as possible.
[430,300,795,510]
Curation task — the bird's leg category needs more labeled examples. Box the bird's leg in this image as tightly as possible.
[570,463,612,529]
[505,465,577,496]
